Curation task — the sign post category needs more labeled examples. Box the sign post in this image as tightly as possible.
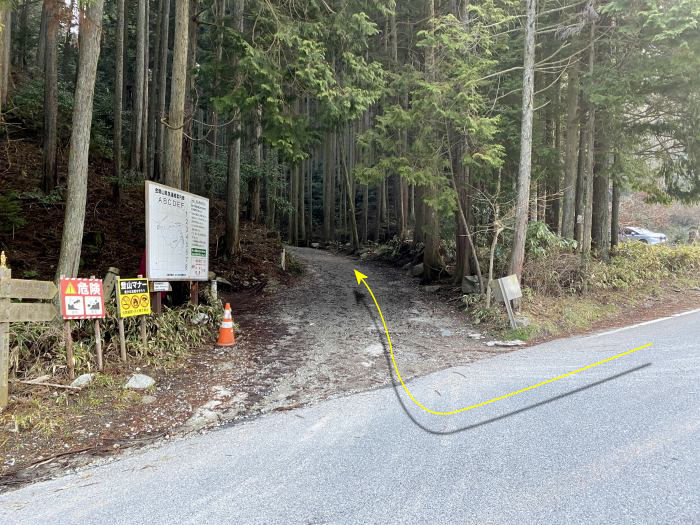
[494,274,523,329]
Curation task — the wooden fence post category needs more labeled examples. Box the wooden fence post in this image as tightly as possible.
[0,252,10,410]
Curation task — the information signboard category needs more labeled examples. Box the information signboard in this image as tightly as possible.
[60,278,105,320]
[117,278,151,318]
[145,181,209,281]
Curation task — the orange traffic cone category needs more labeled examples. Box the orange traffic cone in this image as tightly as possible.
[217,303,236,347]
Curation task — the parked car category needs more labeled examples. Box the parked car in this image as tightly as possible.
[620,226,667,245]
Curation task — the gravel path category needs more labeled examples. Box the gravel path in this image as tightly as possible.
[234,247,495,413]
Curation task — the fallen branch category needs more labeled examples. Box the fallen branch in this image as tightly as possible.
[14,380,82,391]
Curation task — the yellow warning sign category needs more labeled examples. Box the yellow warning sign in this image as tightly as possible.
[116,278,151,318]
[65,283,76,295]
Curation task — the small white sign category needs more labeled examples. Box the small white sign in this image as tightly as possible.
[152,282,171,292]
[495,274,523,303]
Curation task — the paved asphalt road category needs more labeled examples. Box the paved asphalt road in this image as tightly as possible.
[2,308,699,524]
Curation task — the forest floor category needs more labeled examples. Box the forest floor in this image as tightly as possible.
[0,140,284,291]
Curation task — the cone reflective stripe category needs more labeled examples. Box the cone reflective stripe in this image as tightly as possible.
[217,303,236,346]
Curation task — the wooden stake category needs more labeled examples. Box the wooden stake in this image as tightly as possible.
[0,321,9,411]
[89,274,103,370]
[94,320,103,370]
[116,274,127,361]
[190,281,199,306]
[64,320,74,379]
[153,291,162,314]
[140,315,147,348]
[0,255,9,411]
[118,318,127,362]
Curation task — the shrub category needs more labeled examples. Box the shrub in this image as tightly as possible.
[591,242,700,290]
[526,221,578,257]
[523,250,584,295]
[523,241,700,296]
[0,193,27,233]
[9,303,222,378]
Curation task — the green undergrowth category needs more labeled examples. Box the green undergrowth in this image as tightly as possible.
[9,302,224,379]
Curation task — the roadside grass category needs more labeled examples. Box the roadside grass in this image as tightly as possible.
[498,273,700,342]
[486,242,700,342]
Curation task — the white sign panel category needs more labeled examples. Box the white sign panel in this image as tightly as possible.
[495,274,523,303]
[146,181,209,281]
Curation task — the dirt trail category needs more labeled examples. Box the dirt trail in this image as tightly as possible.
[231,247,494,412]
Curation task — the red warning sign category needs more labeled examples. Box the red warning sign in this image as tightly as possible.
[60,278,105,320]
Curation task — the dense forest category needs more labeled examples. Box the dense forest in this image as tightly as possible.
[0,0,698,285]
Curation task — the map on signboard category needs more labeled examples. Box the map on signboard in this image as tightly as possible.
[146,182,210,281]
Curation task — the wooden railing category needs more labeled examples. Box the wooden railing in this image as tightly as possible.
[0,251,58,411]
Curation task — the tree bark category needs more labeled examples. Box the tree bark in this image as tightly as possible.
[0,6,10,107]
[265,146,276,230]
[298,162,305,243]
[550,78,562,233]
[37,0,48,68]
[374,183,382,242]
[289,163,298,245]
[340,141,360,251]
[130,0,146,174]
[224,0,244,256]
[148,0,164,181]
[209,0,223,162]
[561,62,579,239]
[41,0,58,193]
[414,185,424,244]
[611,175,620,249]
[182,0,198,192]
[55,0,105,279]
[591,128,610,260]
[508,0,536,281]
[248,107,262,222]
[574,115,586,245]
[529,179,538,222]
[323,131,335,242]
[421,0,443,283]
[305,100,313,239]
[155,0,172,181]
[162,0,189,188]
[113,0,125,201]
[580,16,596,276]
[17,1,29,73]
[226,119,241,255]
[141,0,149,176]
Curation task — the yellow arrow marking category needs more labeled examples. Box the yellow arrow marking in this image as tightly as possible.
[354,269,652,415]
